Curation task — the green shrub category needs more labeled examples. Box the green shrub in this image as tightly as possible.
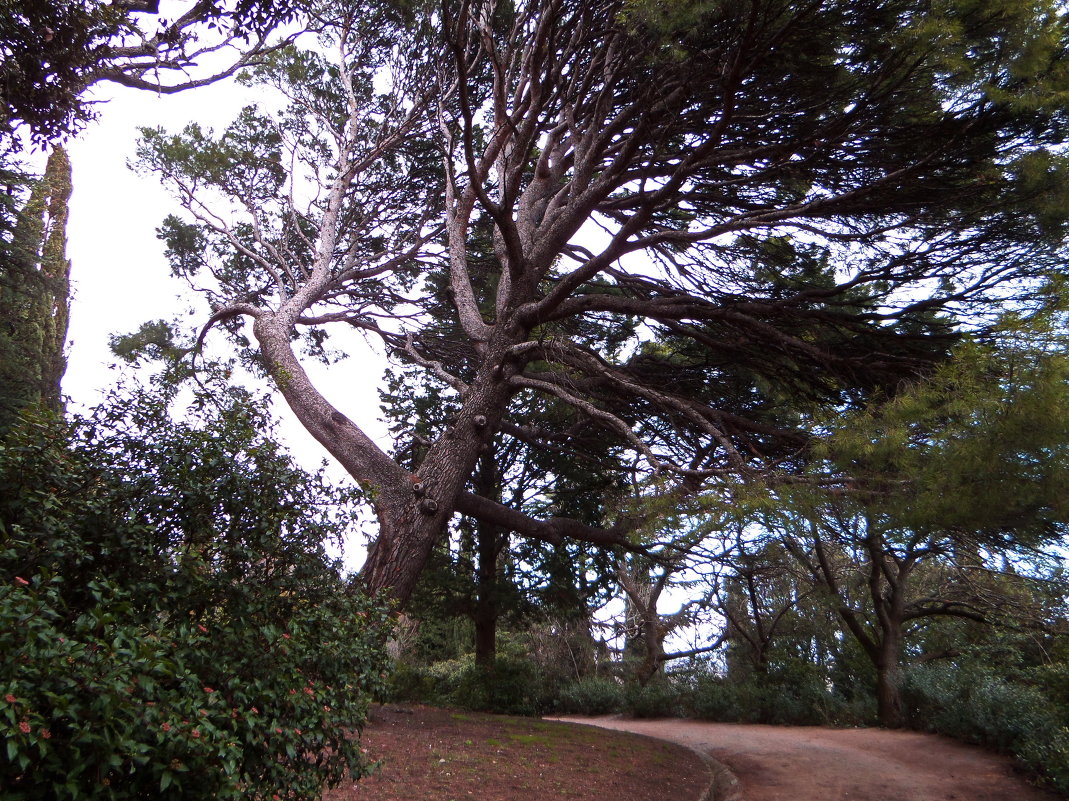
[1016,727,1069,794]
[624,679,681,718]
[556,676,624,715]
[687,666,862,726]
[0,574,390,800]
[451,657,546,716]
[688,674,746,721]
[902,662,1069,795]
[0,394,391,800]
[902,663,1053,748]
[387,652,553,716]
[386,662,439,704]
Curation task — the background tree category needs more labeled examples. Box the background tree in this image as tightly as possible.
[0,0,301,148]
[0,0,307,443]
[716,537,827,679]
[772,334,1069,726]
[0,146,71,433]
[610,492,736,684]
[137,0,1069,605]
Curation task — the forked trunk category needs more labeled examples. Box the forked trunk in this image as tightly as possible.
[360,490,450,605]
[257,317,519,608]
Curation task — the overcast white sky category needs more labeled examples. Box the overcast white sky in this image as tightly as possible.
[60,78,386,570]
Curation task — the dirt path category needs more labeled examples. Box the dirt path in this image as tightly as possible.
[551,716,1064,801]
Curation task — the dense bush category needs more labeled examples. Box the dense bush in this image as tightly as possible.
[902,662,1069,793]
[386,661,440,705]
[450,658,547,716]
[0,390,391,800]
[556,676,625,716]
[686,664,865,726]
[624,679,682,718]
[387,651,553,716]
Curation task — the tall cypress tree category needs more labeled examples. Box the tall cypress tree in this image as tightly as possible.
[0,147,72,430]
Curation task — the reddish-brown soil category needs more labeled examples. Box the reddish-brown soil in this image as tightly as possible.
[322,705,710,801]
[557,716,1066,801]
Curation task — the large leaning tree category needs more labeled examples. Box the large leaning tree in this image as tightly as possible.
[136,0,1069,604]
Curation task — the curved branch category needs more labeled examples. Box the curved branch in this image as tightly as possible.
[191,303,262,365]
[455,491,647,554]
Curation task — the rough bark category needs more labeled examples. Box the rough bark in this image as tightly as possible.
[875,631,905,729]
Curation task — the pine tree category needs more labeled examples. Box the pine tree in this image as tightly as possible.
[137,0,1069,604]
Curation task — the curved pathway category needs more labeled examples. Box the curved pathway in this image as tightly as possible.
[551,716,1062,801]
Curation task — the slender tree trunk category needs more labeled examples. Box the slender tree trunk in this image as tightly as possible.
[750,643,769,674]
[473,521,500,669]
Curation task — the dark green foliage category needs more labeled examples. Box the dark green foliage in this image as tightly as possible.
[108,319,188,367]
[384,662,440,705]
[623,679,682,719]
[0,147,71,434]
[0,1,121,144]
[686,667,868,727]
[386,651,553,717]
[824,337,1069,548]
[0,387,391,800]
[0,0,302,148]
[448,658,547,717]
[902,660,1069,793]
[902,662,1054,750]
[555,677,625,716]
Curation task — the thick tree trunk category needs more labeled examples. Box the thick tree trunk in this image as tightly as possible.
[363,336,524,603]
[360,493,448,605]
[875,633,905,728]
[875,664,904,728]
[255,312,524,605]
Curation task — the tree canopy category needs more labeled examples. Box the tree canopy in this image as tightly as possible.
[135,0,1069,604]
[0,0,300,148]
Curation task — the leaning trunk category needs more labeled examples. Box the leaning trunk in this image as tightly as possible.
[360,491,447,605]
[359,337,521,604]
[256,317,520,607]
